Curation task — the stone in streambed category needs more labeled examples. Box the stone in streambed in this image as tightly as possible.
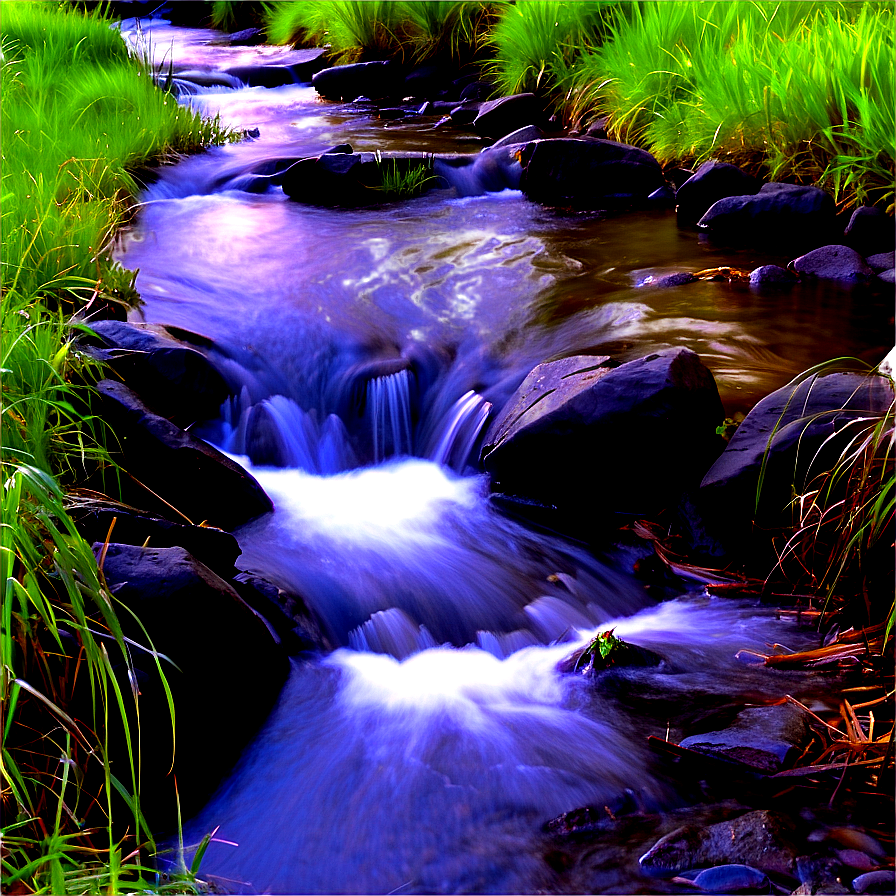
[853,870,896,894]
[473,93,543,139]
[639,810,797,878]
[489,124,544,149]
[680,703,811,774]
[866,251,895,272]
[877,268,896,284]
[843,205,895,256]
[557,632,662,676]
[312,60,401,101]
[749,264,796,287]
[795,855,851,894]
[693,863,768,892]
[675,160,760,226]
[481,349,724,523]
[791,244,874,284]
[519,138,667,209]
[97,379,272,530]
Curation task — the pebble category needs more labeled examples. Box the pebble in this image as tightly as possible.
[853,870,896,894]
[693,863,768,892]
[836,849,877,872]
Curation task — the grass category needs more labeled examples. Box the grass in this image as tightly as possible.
[1,2,228,891]
[374,155,438,199]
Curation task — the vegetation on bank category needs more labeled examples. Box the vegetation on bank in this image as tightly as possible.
[254,0,895,209]
[1,2,226,891]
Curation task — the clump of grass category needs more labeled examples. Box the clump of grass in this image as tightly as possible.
[375,156,438,199]
[209,1,275,33]
[564,1,895,208]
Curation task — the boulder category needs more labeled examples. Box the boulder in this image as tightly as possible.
[519,138,667,209]
[749,264,796,287]
[791,244,874,284]
[481,349,724,521]
[312,60,400,100]
[639,810,797,877]
[85,320,229,423]
[473,92,543,139]
[97,379,273,530]
[697,371,893,552]
[866,251,895,273]
[97,543,289,825]
[680,703,811,774]
[843,205,895,256]
[489,124,544,149]
[675,160,760,226]
[853,870,896,894]
[697,183,836,246]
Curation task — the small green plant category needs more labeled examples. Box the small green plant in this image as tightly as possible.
[374,154,438,199]
[574,629,623,671]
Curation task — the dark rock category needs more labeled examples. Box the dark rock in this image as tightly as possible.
[482,349,724,522]
[836,850,877,871]
[843,205,895,256]
[97,543,288,825]
[519,138,666,209]
[693,864,768,892]
[403,62,450,98]
[866,251,895,272]
[877,268,895,285]
[449,101,481,124]
[97,379,273,530]
[324,143,353,155]
[312,60,400,100]
[665,167,695,191]
[473,92,543,139]
[280,152,362,204]
[853,870,896,894]
[85,320,229,424]
[459,80,490,101]
[557,633,662,675]
[698,371,893,553]
[222,64,299,88]
[490,124,544,148]
[377,107,409,120]
[795,855,851,894]
[675,160,760,226]
[697,184,836,246]
[74,505,240,578]
[583,116,609,139]
[648,184,676,206]
[680,704,811,774]
[749,264,796,287]
[791,244,874,284]
[639,810,796,877]
[652,271,696,287]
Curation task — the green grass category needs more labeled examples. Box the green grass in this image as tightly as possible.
[1,3,228,891]
[375,156,438,199]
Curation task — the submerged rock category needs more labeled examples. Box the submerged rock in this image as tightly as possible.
[639,810,797,877]
[519,138,667,209]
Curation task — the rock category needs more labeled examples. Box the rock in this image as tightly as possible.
[877,268,895,284]
[639,810,797,878]
[697,183,836,246]
[675,160,760,226]
[866,251,895,273]
[73,505,240,579]
[836,850,877,872]
[749,264,796,287]
[97,379,273,530]
[473,92,543,139]
[652,271,697,287]
[490,124,544,149]
[449,101,481,124]
[85,320,229,424]
[459,79,491,101]
[403,62,450,98]
[520,138,667,209]
[648,185,676,206]
[823,828,887,859]
[791,244,874,284]
[843,205,895,256]
[697,371,893,553]
[583,116,609,139]
[222,27,265,46]
[853,870,896,894]
[482,349,724,522]
[557,632,662,676]
[97,543,288,824]
[795,855,851,894]
[680,703,811,774]
[312,60,400,100]
[665,167,695,190]
[693,864,768,892]
[221,64,299,88]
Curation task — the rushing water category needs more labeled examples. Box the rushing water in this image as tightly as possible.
[113,21,886,895]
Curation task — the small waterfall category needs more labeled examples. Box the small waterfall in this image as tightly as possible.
[366,369,413,463]
[425,389,492,471]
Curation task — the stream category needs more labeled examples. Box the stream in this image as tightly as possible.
[113,20,889,895]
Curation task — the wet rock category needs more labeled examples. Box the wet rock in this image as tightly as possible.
[557,632,662,675]
[795,855,850,894]
[482,349,724,523]
[865,251,895,273]
[473,92,543,139]
[675,160,760,226]
[835,849,877,872]
[85,320,229,424]
[97,379,273,530]
[490,124,544,149]
[97,543,288,824]
[697,183,836,247]
[853,870,896,894]
[639,810,797,878]
[652,271,697,287]
[459,79,491,102]
[583,116,610,139]
[312,60,400,101]
[449,101,481,124]
[73,505,240,579]
[648,185,676,206]
[822,828,887,859]
[280,151,362,204]
[693,863,768,892]
[403,62,451,98]
[519,138,667,209]
[791,244,874,284]
[680,703,811,774]
[697,371,893,554]
[665,167,695,190]
[843,205,895,256]
[749,264,796,287]
[221,27,265,46]
[877,268,895,284]
[221,64,296,88]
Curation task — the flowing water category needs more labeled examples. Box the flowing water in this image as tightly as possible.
[113,21,888,894]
